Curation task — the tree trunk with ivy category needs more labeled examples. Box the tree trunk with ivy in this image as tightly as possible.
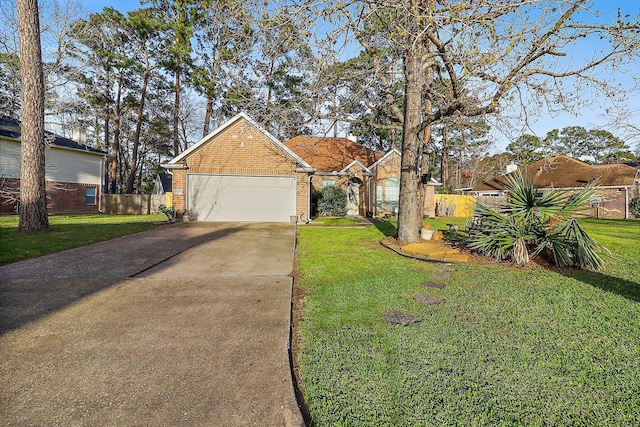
[17,0,49,231]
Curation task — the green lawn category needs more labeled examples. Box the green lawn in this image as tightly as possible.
[295,218,640,426]
[0,213,166,264]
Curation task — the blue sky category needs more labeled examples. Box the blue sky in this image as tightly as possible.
[81,0,640,153]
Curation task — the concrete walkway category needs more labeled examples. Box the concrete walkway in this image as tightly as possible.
[0,222,304,426]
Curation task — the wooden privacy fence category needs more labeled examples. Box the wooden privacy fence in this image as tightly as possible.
[100,194,167,215]
[434,194,506,218]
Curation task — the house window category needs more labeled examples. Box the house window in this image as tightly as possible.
[376,185,383,210]
[322,179,336,188]
[86,187,97,205]
[385,177,400,212]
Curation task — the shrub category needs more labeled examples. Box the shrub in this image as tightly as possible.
[315,186,347,217]
[158,204,175,220]
[466,171,609,269]
[631,197,640,218]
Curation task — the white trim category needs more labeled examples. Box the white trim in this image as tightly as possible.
[160,163,188,169]
[166,112,312,168]
[340,159,371,173]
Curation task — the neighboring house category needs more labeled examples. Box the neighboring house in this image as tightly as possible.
[472,154,640,219]
[152,173,172,195]
[0,116,108,214]
[162,112,439,222]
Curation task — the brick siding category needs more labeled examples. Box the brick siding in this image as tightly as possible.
[594,188,637,219]
[170,118,311,217]
[0,177,100,214]
[370,151,436,217]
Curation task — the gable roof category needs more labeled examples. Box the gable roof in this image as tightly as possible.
[165,112,312,169]
[369,148,401,169]
[473,154,639,191]
[341,159,372,174]
[284,136,382,172]
[0,115,108,156]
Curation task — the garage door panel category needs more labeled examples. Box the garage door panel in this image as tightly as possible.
[187,175,296,222]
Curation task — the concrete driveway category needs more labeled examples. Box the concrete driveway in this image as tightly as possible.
[0,222,304,426]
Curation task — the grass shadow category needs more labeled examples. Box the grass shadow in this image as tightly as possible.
[558,268,640,303]
[369,218,397,237]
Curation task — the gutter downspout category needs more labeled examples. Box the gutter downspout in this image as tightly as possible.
[308,174,312,221]
[294,167,315,222]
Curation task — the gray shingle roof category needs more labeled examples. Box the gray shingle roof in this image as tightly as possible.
[0,116,108,156]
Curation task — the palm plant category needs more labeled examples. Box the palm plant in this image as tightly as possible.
[467,171,609,269]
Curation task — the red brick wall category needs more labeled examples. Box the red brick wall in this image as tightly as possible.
[594,188,635,219]
[0,177,100,214]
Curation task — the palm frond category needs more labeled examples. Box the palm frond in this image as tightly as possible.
[466,170,608,270]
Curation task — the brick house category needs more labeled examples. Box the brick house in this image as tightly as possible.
[162,113,439,221]
[0,116,108,214]
[367,148,439,218]
[284,135,380,216]
[162,113,314,221]
[472,155,640,219]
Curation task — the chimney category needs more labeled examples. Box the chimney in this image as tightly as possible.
[72,128,87,144]
[506,162,517,174]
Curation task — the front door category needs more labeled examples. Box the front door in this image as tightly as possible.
[347,178,361,216]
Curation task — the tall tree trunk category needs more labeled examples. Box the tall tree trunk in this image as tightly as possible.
[265,59,275,129]
[397,0,431,244]
[202,51,219,137]
[137,150,146,193]
[396,49,423,244]
[415,47,434,231]
[109,73,123,194]
[103,70,111,192]
[126,49,150,194]
[173,60,181,156]
[203,97,214,137]
[104,74,112,193]
[441,124,449,187]
[17,0,49,231]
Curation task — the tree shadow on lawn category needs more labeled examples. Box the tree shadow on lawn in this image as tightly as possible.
[368,218,640,303]
[370,218,397,237]
[558,268,640,303]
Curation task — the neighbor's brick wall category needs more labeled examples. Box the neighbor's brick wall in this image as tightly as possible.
[170,117,310,217]
[594,188,633,219]
[0,177,99,214]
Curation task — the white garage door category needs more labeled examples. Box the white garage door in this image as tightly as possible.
[187,174,297,222]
